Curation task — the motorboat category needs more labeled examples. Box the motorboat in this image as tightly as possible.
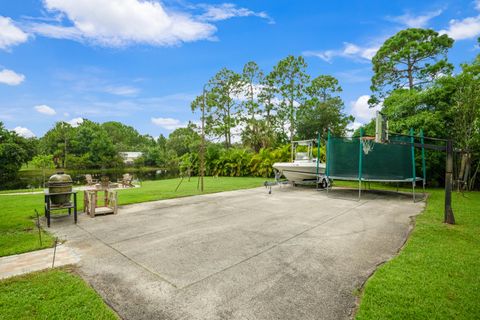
[273,140,327,185]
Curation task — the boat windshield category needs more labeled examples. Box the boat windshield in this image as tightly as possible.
[295,152,310,161]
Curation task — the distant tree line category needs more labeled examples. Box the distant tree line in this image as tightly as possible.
[0,123,36,189]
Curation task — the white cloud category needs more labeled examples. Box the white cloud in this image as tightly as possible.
[387,10,442,28]
[304,8,443,64]
[67,117,83,127]
[0,69,25,86]
[151,117,187,130]
[13,126,36,138]
[0,16,29,50]
[439,0,480,40]
[440,16,480,40]
[350,95,382,123]
[103,85,139,96]
[346,122,362,136]
[34,104,57,115]
[29,0,217,47]
[198,3,274,24]
[304,42,379,63]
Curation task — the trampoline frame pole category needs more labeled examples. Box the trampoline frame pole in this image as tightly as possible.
[420,129,426,199]
[326,130,331,195]
[358,128,364,200]
[410,128,416,202]
[316,131,320,190]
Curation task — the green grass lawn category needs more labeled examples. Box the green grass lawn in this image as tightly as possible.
[356,189,480,319]
[0,177,267,257]
[0,268,117,320]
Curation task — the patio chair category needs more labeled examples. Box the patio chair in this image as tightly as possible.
[85,174,98,186]
[118,173,134,188]
[100,176,110,189]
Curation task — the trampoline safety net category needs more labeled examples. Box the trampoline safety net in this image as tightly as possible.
[327,135,415,181]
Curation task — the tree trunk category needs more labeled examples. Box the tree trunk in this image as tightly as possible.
[64,137,67,168]
[463,153,471,190]
[407,56,414,90]
[444,140,455,224]
[459,153,466,181]
[469,160,479,190]
[226,103,231,149]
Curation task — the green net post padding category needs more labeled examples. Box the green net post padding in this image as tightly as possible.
[316,132,320,176]
[420,129,426,186]
[410,128,416,183]
[326,130,331,177]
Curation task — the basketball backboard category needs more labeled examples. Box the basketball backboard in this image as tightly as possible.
[375,111,388,143]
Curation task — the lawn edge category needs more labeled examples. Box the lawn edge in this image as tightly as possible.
[351,192,430,318]
[68,265,121,319]
[0,265,121,319]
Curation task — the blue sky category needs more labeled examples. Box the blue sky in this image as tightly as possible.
[1,0,479,139]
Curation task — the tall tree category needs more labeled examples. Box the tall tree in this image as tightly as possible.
[0,123,31,189]
[272,55,310,157]
[452,57,480,189]
[205,68,242,148]
[239,61,266,151]
[297,75,353,139]
[69,120,119,168]
[41,121,73,168]
[165,123,201,157]
[241,61,264,122]
[258,71,278,129]
[370,28,454,104]
[101,121,155,151]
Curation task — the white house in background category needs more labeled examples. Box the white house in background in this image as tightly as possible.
[119,152,143,164]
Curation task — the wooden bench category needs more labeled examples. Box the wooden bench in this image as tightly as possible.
[84,189,118,218]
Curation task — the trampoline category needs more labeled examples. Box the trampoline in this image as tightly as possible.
[325,128,426,201]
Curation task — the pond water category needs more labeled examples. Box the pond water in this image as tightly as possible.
[16,168,178,189]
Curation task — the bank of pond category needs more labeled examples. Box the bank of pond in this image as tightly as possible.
[14,167,176,190]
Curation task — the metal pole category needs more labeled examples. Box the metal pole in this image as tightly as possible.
[444,140,455,224]
[200,84,207,193]
[326,130,331,195]
[52,237,58,268]
[420,129,426,199]
[316,132,320,189]
[358,128,364,200]
[410,128,416,202]
[316,131,320,176]
[34,209,42,246]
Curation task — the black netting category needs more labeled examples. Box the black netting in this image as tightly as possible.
[327,135,414,181]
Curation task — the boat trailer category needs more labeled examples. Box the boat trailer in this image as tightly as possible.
[264,170,330,194]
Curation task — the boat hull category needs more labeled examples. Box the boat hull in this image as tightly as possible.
[273,162,325,183]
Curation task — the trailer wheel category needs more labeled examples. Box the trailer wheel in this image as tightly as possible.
[319,178,327,189]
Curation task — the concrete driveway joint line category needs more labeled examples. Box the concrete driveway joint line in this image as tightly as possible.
[74,223,178,288]
[181,200,368,291]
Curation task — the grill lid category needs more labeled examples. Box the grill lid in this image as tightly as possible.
[48,172,73,186]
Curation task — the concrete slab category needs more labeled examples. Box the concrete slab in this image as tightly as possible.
[0,244,81,279]
[50,186,424,320]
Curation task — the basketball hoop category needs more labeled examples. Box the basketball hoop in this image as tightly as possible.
[361,137,375,155]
